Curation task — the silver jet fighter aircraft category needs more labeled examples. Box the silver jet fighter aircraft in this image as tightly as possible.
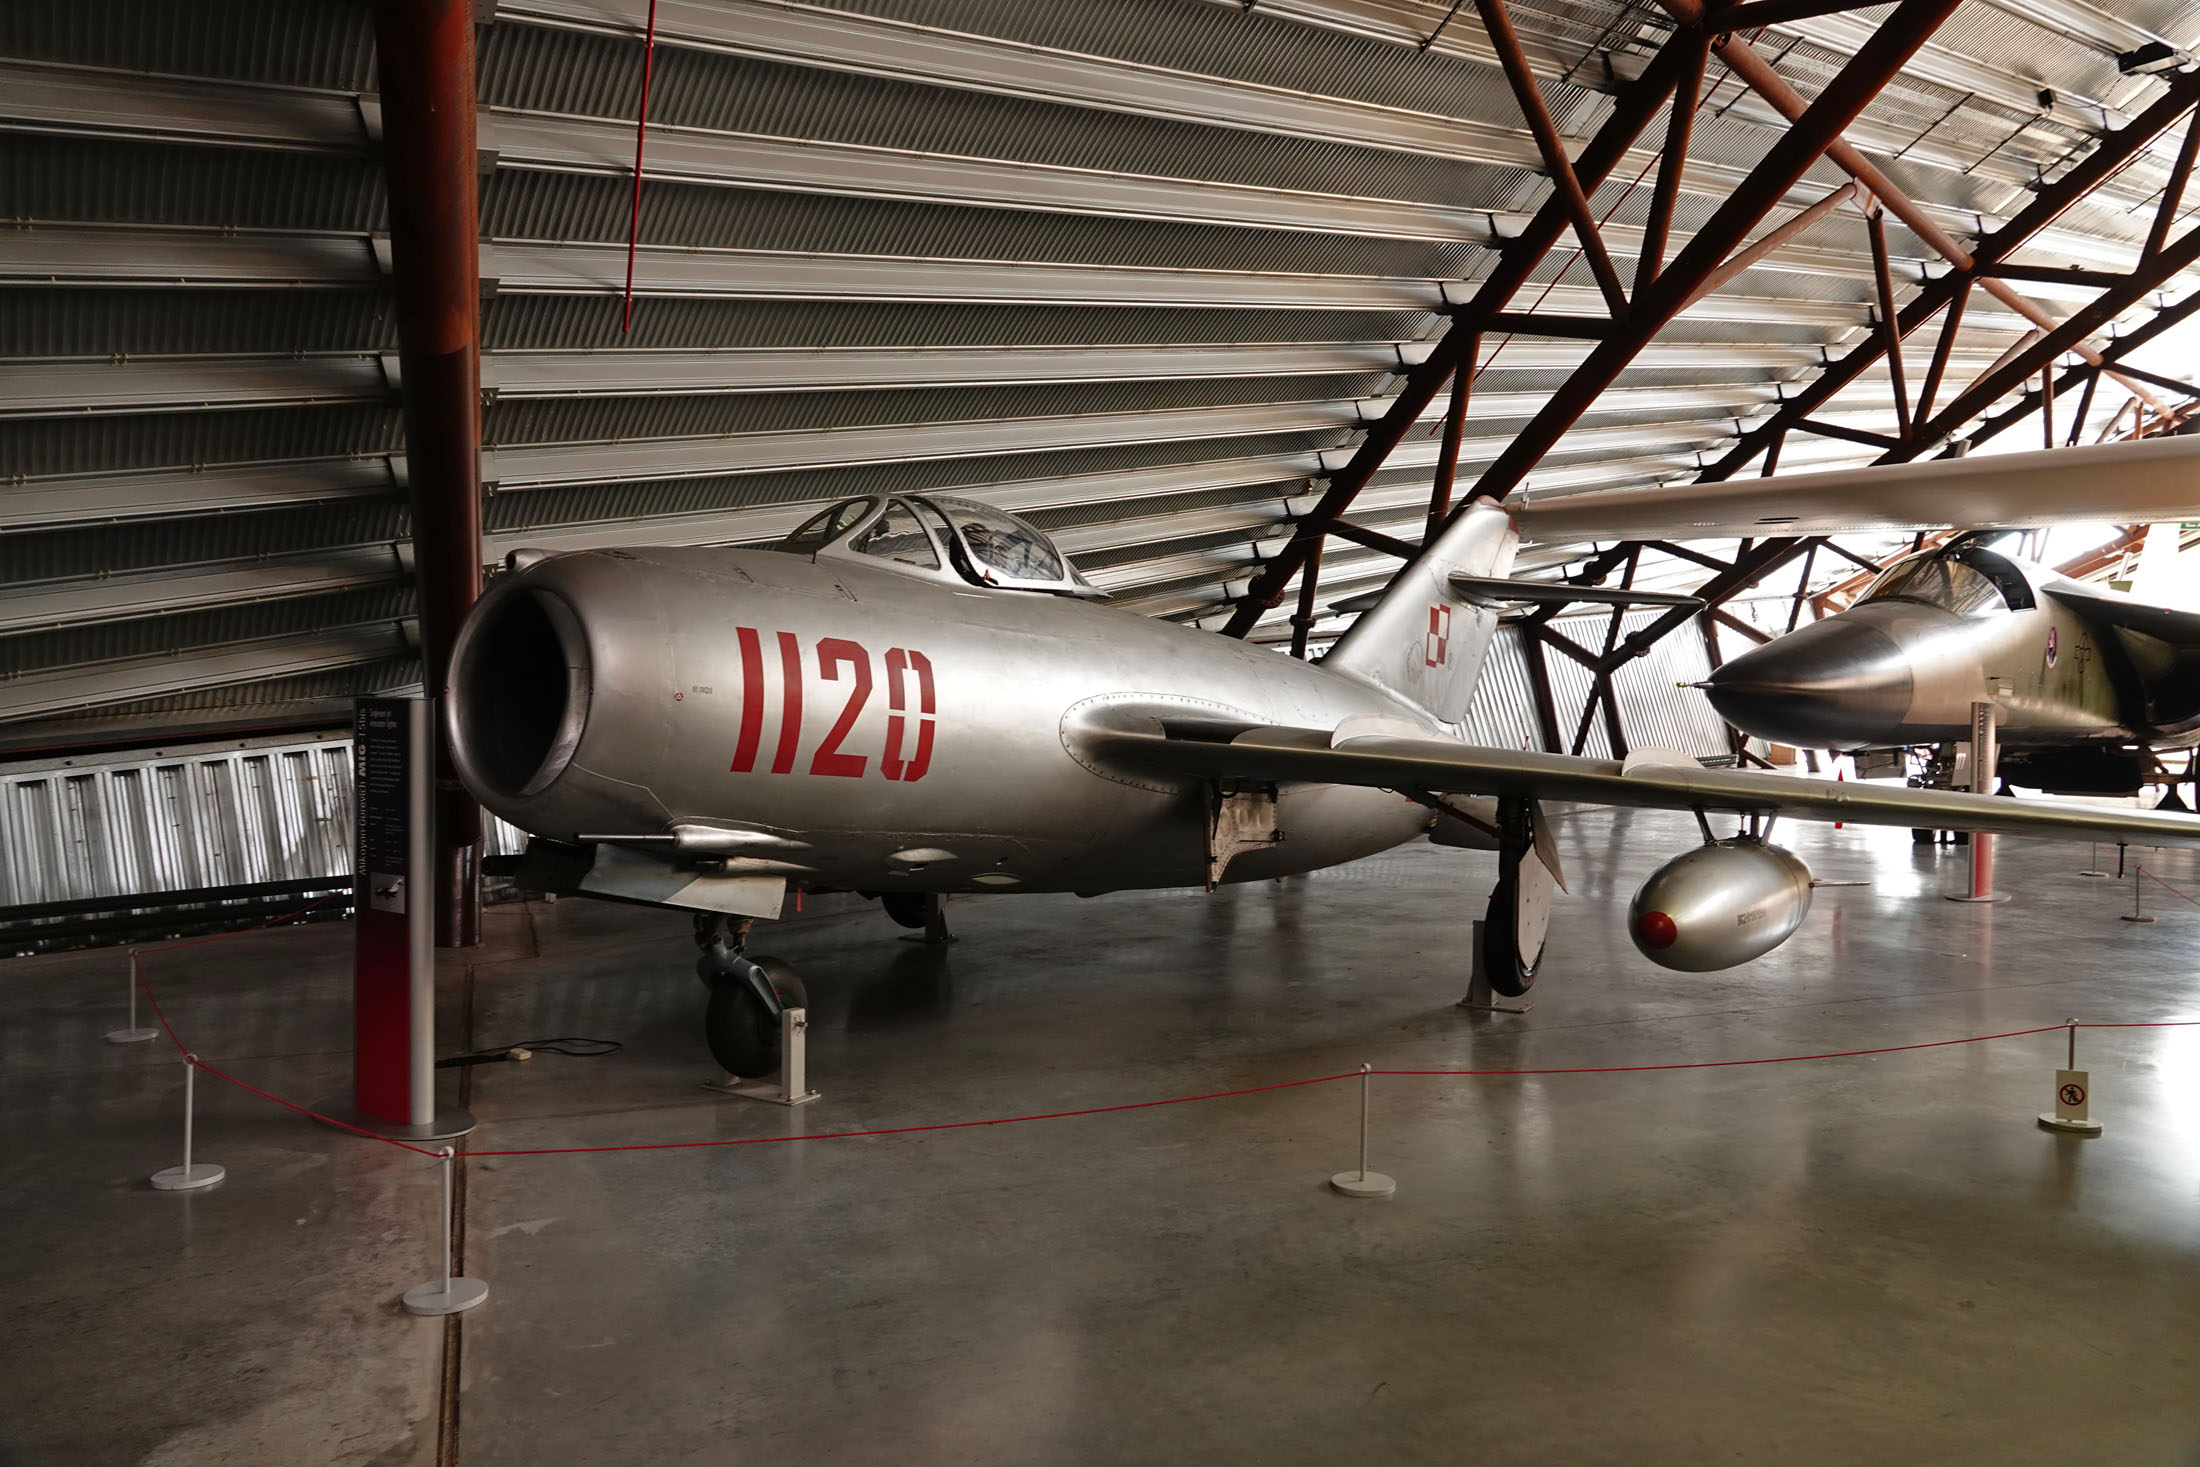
[446,487,2200,1076]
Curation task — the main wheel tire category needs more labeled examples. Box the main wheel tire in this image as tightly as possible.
[1481,871,1540,998]
[1911,828,1935,845]
[704,958,808,1077]
[880,892,927,930]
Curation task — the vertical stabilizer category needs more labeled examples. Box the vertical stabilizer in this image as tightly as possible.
[1324,500,1519,726]
[2128,522,2199,611]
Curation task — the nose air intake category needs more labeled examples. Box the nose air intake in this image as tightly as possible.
[450,584,592,798]
[1701,617,1912,750]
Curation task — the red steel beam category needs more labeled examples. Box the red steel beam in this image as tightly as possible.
[1700,28,2165,398]
[1455,0,1961,513]
[1904,220,2200,453]
[1636,32,1709,300]
[1694,68,2200,483]
[371,0,484,948]
[1927,281,2200,459]
[1478,0,1631,320]
[1217,29,1699,637]
[1865,208,1912,440]
[1424,341,1475,545]
[2146,112,2200,261]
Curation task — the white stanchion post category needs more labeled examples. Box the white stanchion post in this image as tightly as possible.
[1329,1064,1397,1199]
[2078,843,2110,879]
[2038,1019,2103,1135]
[106,951,159,1045]
[150,1057,224,1191]
[403,1146,488,1316]
[724,1006,821,1106]
[2123,868,2156,924]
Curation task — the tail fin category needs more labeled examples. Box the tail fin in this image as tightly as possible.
[2128,522,2199,611]
[1323,500,1518,725]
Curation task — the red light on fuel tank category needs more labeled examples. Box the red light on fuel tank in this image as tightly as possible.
[1636,910,1678,950]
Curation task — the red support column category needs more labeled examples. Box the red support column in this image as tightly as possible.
[372,0,485,948]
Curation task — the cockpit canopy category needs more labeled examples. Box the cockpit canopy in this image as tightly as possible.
[775,495,1102,597]
[1858,543,2035,617]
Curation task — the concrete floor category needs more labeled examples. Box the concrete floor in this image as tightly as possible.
[6,810,2200,1465]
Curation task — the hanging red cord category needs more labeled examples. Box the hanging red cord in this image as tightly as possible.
[621,0,660,333]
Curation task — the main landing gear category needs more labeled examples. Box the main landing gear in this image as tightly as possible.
[693,914,807,1078]
[1480,796,1556,998]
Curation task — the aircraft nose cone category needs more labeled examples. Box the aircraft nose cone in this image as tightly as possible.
[1703,617,1912,750]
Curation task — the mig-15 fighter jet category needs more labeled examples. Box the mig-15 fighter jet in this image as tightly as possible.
[447,461,2200,1076]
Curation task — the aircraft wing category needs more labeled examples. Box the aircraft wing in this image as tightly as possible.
[2048,581,2200,648]
[1508,435,2200,544]
[1083,723,2200,849]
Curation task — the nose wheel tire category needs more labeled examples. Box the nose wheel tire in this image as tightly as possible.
[705,958,807,1078]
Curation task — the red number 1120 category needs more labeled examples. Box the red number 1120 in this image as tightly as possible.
[729,631,935,782]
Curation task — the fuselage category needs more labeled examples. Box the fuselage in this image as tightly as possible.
[448,545,1438,896]
[1702,543,2167,753]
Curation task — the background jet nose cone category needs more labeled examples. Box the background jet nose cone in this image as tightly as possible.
[1703,618,1912,749]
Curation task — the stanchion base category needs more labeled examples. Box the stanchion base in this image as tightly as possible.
[150,1163,224,1191]
[2120,915,2158,924]
[1457,999,1533,1014]
[105,1027,160,1045]
[2078,871,2111,879]
[1946,893,2013,904]
[312,1099,477,1141]
[1329,1170,1396,1199]
[2037,1113,2103,1135]
[704,1078,820,1106]
[402,1277,488,1316]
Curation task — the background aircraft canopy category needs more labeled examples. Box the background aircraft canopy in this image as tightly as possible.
[1857,543,2035,617]
[776,494,1102,597]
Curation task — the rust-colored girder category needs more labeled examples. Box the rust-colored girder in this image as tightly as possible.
[1478,0,1631,319]
[1695,67,2200,483]
[372,0,484,948]
[1216,28,1701,638]
[1453,0,1960,514]
[1898,223,2200,456]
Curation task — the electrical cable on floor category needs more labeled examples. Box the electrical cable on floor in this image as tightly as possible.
[435,1037,623,1069]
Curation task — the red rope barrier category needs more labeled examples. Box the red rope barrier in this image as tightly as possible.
[124,914,2200,1163]
[2138,866,2200,909]
[454,1071,1365,1158]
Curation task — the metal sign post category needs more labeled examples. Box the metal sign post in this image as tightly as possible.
[322,697,475,1140]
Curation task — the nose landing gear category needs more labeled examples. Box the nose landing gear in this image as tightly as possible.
[694,914,808,1078]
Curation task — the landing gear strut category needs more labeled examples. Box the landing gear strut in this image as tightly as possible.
[1481,796,1555,998]
[693,914,808,1077]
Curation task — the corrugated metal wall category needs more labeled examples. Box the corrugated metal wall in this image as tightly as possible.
[1463,612,1728,760]
[1,623,1726,908]
[0,731,523,909]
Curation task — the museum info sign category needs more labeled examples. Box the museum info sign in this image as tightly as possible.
[353,696,434,1126]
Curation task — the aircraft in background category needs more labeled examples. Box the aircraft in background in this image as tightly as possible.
[444,469,2200,1077]
[1513,436,2200,804]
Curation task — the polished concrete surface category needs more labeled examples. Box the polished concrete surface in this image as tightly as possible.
[5,811,2200,1465]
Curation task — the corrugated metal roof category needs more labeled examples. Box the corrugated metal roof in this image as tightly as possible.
[2,0,2197,751]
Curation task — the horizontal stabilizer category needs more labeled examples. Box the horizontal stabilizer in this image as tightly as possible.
[1329,577,1700,616]
[1447,575,1703,610]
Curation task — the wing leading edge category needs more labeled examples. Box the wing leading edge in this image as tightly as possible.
[1508,435,2200,544]
[1082,724,2200,850]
